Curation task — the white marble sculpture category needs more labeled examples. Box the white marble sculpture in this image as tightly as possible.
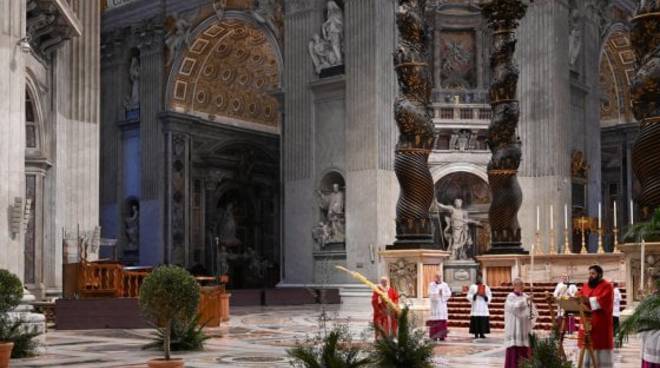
[308,1,343,75]
[218,202,241,247]
[314,183,345,245]
[165,11,196,65]
[212,0,227,22]
[437,198,481,260]
[568,8,582,67]
[125,204,139,250]
[124,56,140,111]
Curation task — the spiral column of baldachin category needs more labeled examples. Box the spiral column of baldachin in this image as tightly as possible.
[630,3,660,212]
[481,0,529,253]
[391,0,436,247]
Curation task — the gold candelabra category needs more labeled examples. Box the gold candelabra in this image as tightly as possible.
[563,228,571,254]
[597,228,605,254]
[549,228,557,255]
[613,227,620,253]
[534,231,543,255]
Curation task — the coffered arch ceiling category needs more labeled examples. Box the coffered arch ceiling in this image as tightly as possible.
[600,26,636,126]
[168,17,281,133]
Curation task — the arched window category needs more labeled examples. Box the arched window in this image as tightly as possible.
[25,91,38,149]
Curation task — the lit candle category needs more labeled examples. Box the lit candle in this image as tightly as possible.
[641,239,646,292]
[564,204,568,230]
[598,202,602,229]
[536,206,540,231]
[630,200,634,225]
[550,205,554,230]
[613,200,618,229]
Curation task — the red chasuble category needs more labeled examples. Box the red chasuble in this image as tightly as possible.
[372,287,400,337]
[578,279,614,350]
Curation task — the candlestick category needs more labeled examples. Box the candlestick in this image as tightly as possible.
[613,227,620,253]
[534,230,543,255]
[564,204,568,230]
[549,225,557,255]
[580,218,587,254]
[597,228,605,254]
[563,228,571,254]
[641,239,646,295]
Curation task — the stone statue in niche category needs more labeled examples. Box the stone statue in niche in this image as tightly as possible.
[308,1,343,75]
[218,202,241,247]
[212,0,227,22]
[437,198,481,260]
[311,221,331,249]
[124,56,140,111]
[568,8,582,67]
[389,258,417,298]
[165,10,197,65]
[238,149,256,182]
[449,129,475,151]
[314,183,345,246]
[125,203,139,251]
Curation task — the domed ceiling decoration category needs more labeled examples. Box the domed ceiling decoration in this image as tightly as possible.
[599,28,635,126]
[169,18,281,132]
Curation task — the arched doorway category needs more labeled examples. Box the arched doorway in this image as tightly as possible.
[24,86,51,297]
[433,171,491,257]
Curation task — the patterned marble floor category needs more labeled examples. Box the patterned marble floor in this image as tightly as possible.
[12,305,642,368]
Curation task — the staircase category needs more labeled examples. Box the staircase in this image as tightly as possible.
[447,283,627,330]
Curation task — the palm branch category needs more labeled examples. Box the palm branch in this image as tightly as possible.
[372,308,435,368]
[617,281,660,346]
[335,266,401,314]
[623,208,660,241]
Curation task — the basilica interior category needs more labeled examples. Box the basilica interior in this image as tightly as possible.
[0,0,658,367]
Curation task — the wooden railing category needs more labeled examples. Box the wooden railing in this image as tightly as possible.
[78,261,124,298]
[122,270,150,297]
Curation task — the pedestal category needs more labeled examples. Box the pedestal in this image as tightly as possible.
[443,260,480,293]
[7,289,46,352]
[380,249,450,310]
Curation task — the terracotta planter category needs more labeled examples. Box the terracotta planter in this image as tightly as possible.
[198,286,222,327]
[147,358,184,368]
[219,292,231,322]
[0,342,14,368]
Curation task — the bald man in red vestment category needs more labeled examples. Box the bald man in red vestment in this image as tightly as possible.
[372,276,400,339]
[578,265,614,368]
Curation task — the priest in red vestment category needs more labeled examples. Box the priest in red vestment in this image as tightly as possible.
[372,276,400,339]
[577,265,614,368]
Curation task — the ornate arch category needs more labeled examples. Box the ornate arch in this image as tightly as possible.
[24,71,49,159]
[431,163,488,184]
[166,13,282,133]
[599,23,635,126]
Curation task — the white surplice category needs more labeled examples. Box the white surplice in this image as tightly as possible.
[553,282,578,315]
[466,284,492,317]
[504,292,537,348]
[641,330,660,364]
[428,281,451,321]
[613,287,622,317]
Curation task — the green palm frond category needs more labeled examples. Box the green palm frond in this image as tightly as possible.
[617,282,660,346]
[623,208,660,241]
[287,326,371,368]
[0,317,40,358]
[142,314,210,352]
[520,332,573,368]
[372,308,435,368]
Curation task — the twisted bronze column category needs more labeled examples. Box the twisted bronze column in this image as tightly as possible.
[631,2,660,213]
[481,0,529,254]
[390,0,436,249]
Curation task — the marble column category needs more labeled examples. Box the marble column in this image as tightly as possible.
[165,130,190,266]
[137,24,165,265]
[0,0,27,280]
[281,0,323,284]
[344,0,398,280]
[51,0,101,290]
[516,0,572,251]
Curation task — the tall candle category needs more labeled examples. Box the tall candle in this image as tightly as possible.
[613,200,618,228]
[550,205,554,230]
[536,206,540,231]
[564,204,568,229]
[630,200,634,225]
[641,239,646,292]
[598,202,602,229]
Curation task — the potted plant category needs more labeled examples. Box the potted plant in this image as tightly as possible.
[0,269,24,365]
[139,265,200,368]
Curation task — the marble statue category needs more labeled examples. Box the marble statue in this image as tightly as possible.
[212,0,227,22]
[218,202,241,247]
[322,1,343,64]
[165,11,196,65]
[253,0,275,25]
[125,204,139,250]
[568,8,582,66]
[437,198,481,260]
[124,56,140,111]
[312,221,331,249]
[315,183,345,245]
[308,1,343,75]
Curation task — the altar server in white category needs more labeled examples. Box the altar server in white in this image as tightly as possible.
[426,273,452,341]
